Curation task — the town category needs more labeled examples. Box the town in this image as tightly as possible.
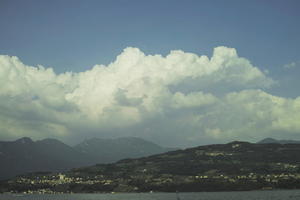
[4,171,300,194]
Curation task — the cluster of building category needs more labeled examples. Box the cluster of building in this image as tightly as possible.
[12,173,114,186]
[193,172,300,183]
[9,170,300,194]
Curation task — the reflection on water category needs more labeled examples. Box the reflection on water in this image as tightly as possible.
[0,190,300,200]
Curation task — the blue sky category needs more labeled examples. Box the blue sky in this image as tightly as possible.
[0,0,299,146]
[0,0,299,69]
[1,0,299,97]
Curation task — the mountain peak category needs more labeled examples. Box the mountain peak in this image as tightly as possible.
[257,138,278,144]
[38,138,64,144]
[15,137,33,144]
[74,136,173,163]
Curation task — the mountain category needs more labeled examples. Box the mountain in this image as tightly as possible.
[0,137,175,180]
[3,141,300,193]
[74,137,176,163]
[0,137,89,180]
[258,137,300,144]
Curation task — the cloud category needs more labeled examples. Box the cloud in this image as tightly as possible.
[283,61,299,69]
[209,90,300,139]
[0,47,299,146]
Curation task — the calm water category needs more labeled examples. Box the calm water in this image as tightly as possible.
[1,190,300,200]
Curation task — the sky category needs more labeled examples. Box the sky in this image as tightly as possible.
[0,0,299,147]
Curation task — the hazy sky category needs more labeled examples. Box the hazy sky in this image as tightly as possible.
[0,0,299,147]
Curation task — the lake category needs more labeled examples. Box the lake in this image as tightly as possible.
[1,190,300,200]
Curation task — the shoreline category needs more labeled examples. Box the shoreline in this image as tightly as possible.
[2,188,300,195]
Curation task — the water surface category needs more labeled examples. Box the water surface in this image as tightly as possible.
[1,190,300,200]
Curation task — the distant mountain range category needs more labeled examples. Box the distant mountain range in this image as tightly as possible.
[2,141,300,193]
[74,137,176,164]
[1,136,299,181]
[257,137,300,144]
[0,137,175,180]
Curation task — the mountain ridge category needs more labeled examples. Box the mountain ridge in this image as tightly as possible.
[257,137,300,144]
[0,136,174,180]
[74,137,176,164]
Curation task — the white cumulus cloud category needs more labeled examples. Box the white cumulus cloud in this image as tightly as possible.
[0,47,299,146]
